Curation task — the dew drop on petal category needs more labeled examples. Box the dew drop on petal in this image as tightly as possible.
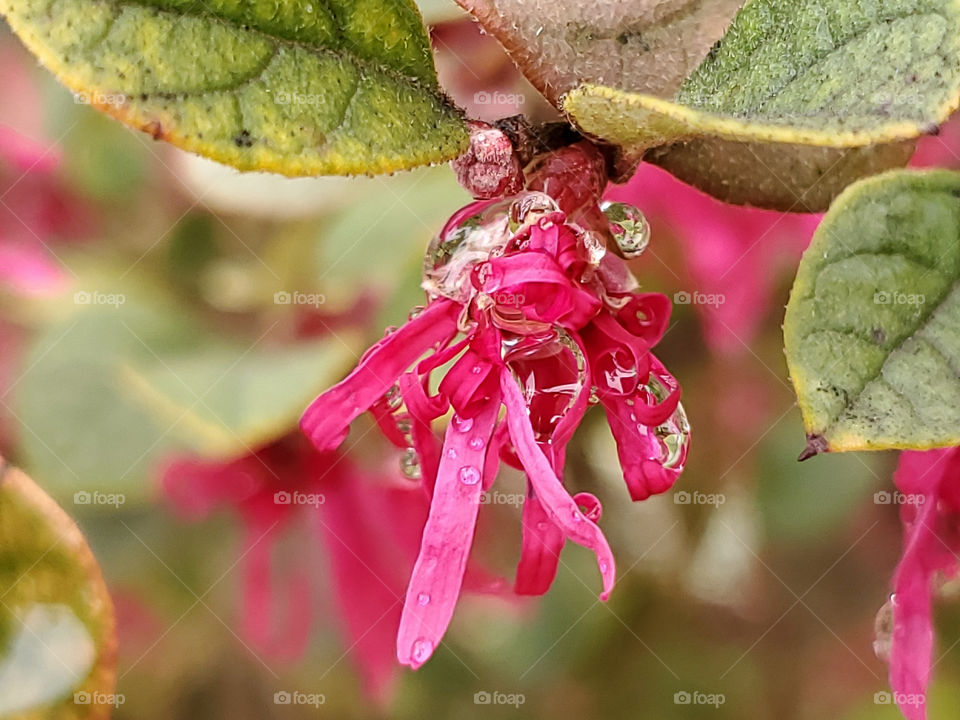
[417,592,431,606]
[637,371,691,473]
[571,510,583,522]
[471,364,483,374]
[536,521,548,531]
[400,448,422,480]
[446,448,458,460]
[468,437,484,451]
[601,201,651,259]
[452,414,474,433]
[412,638,434,664]
[873,595,895,663]
[459,465,481,485]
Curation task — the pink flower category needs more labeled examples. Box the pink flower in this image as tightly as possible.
[301,143,689,669]
[886,448,960,720]
[160,434,433,703]
[0,125,88,296]
[606,164,819,355]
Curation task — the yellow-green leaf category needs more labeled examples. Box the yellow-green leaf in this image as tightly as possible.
[0,461,117,720]
[565,0,960,210]
[121,336,362,458]
[784,169,960,454]
[1,0,468,175]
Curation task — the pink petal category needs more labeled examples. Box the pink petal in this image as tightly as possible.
[515,489,565,595]
[500,370,615,599]
[396,398,500,669]
[319,472,429,703]
[300,300,458,451]
[240,518,314,661]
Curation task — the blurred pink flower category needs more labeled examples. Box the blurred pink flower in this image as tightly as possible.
[887,448,960,720]
[301,143,688,669]
[606,164,820,354]
[0,125,88,296]
[160,434,433,703]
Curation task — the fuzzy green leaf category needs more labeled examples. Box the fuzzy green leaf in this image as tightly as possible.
[566,0,960,210]
[1,0,468,175]
[784,169,960,453]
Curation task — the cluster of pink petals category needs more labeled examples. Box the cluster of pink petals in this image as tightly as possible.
[160,434,435,702]
[301,143,686,669]
[886,448,960,720]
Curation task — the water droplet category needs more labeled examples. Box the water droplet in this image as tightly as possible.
[507,191,559,232]
[408,305,425,320]
[468,437,484,450]
[536,521,548,531]
[505,329,586,443]
[599,561,609,573]
[636,366,690,473]
[422,199,513,303]
[571,510,583,522]
[305,3,313,11]
[471,364,483,374]
[400,448,421,480]
[459,465,481,485]
[417,593,431,606]
[452,414,473,433]
[411,638,434,663]
[598,350,639,395]
[874,595,895,663]
[446,448,458,460]
[601,201,651,258]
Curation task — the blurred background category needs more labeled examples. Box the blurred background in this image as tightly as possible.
[2,3,960,719]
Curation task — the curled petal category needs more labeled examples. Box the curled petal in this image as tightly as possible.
[585,311,652,398]
[615,293,672,346]
[396,397,501,669]
[501,370,615,600]
[300,300,458,452]
[573,492,603,523]
[601,395,680,501]
[439,350,500,417]
[515,490,565,596]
